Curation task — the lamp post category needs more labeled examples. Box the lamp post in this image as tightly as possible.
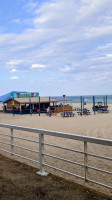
[29,98,32,115]
[80,96,82,115]
[93,96,95,115]
[63,95,65,117]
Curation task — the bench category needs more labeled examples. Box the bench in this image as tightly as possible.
[97,109,109,113]
[77,111,91,115]
[77,111,82,115]
[85,111,91,115]
[61,111,75,117]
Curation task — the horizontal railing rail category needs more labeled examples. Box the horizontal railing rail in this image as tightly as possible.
[0,123,111,146]
[0,123,112,189]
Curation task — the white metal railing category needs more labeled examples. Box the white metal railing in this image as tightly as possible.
[0,123,112,189]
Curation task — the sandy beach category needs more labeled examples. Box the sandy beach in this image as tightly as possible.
[0,103,112,197]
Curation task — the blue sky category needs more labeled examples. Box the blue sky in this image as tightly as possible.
[0,0,112,96]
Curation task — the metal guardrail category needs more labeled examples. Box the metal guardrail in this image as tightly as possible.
[0,123,112,189]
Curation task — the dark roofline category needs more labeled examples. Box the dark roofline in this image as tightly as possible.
[4,97,57,104]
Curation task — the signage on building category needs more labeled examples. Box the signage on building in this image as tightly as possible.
[10,92,39,98]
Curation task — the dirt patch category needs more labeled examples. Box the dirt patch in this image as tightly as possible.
[0,155,111,200]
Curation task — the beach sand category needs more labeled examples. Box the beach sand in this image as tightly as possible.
[0,103,112,197]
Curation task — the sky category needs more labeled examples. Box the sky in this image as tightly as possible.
[0,0,112,96]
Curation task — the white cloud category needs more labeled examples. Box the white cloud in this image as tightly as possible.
[7,60,24,67]
[25,1,38,12]
[31,64,46,69]
[90,66,96,69]
[13,18,21,24]
[106,54,112,57]
[0,0,112,95]
[85,25,112,39]
[59,66,72,72]
[10,69,17,73]
[10,76,19,80]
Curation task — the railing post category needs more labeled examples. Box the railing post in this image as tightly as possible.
[84,141,88,182]
[11,128,14,155]
[37,133,48,176]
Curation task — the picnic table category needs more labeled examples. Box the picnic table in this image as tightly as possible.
[61,111,75,117]
[77,109,91,115]
[97,107,109,113]
[93,105,108,111]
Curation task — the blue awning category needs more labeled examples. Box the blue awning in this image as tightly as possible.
[0,91,26,103]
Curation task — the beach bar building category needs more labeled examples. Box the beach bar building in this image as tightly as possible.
[0,91,57,114]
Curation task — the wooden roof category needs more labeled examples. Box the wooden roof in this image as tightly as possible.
[6,97,57,104]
